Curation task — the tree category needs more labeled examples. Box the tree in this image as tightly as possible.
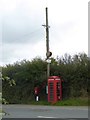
[2,53,89,103]
[2,76,16,104]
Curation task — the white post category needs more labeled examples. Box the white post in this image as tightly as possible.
[36,96,39,101]
[46,85,48,94]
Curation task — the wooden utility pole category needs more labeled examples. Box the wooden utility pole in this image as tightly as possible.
[46,7,50,79]
[46,7,49,55]
[42,7,51,79]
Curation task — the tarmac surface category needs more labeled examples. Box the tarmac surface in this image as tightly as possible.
[2,105,88,119]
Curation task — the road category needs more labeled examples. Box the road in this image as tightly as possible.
[2,105,88,119]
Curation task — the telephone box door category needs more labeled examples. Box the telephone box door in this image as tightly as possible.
[48,82,54,102]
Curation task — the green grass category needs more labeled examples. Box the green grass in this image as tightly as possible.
[54,98,88,106]
[29,98,88,106]
[29,101,51,105]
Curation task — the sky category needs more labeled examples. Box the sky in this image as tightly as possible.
[0,0,89,66]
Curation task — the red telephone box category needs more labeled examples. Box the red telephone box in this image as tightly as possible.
[48,76,62,103]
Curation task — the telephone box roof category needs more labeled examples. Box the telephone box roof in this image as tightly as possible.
[48,76,60,79]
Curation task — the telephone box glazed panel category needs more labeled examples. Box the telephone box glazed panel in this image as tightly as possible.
[48,76,62,103]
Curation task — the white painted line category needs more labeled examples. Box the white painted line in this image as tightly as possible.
[37,116,56,118]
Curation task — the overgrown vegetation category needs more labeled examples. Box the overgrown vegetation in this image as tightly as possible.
[27,98,88,106]
[2,53,89,104]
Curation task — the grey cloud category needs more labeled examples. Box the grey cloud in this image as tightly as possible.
[49,21,76,42]
[3,26,43,44]
[2,2,44,44]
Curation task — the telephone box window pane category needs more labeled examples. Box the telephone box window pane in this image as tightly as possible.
[57,82,60,96]
[49,82,54,101]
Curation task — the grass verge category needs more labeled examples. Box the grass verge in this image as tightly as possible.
[54,98,88,106]
[29,98,88,106]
